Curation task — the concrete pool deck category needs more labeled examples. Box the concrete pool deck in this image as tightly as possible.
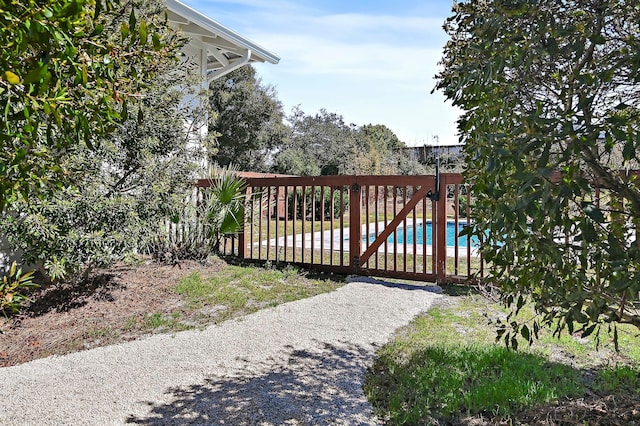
[259,221,480,257]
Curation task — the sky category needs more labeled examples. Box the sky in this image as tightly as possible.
[180,0,461,146]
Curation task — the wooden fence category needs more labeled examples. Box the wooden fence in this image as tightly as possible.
[196,173,484,283]
[179,169,640,284]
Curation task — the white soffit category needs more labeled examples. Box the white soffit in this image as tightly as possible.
[166,0,280,82]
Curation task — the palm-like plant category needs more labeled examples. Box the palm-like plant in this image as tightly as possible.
[203,165,247,254]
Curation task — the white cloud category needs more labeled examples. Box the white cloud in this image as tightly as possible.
[181,0,459,145]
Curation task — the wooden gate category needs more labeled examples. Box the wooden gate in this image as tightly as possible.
[204,173,483,283]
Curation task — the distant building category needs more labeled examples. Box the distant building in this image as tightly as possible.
[401,145,465,166]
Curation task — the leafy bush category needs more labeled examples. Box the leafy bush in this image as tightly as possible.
[436,0,640,346]
[0,0,204,281]
[146,166,248,262]
[147,232,211,266]
[1,262,37,319]
[2,188,160,282]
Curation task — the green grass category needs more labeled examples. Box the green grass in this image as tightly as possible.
[243,242,484,278]
[364,293,640,424]
[121,311,194,334]
[175,263,343,322]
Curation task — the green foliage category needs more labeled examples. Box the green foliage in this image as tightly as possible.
[436,0,640,345]
[3,187,157,281]
[148,230,210,266]
[355,124,409,174]
[272,147,321,176]
[1,0,201,281]
[1,262,37,318]
[367,345,581,423]
[175,264,342,320]
[0,0,183,212]
[273,108,415,176]
[208,66,287,171]
[273,108,355,175]
[203,166,247,254]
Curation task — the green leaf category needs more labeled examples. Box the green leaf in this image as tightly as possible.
[23,64,48,85]
[92,24,104,36]
[129,8,137,34]
[120,23,129,40]
[623,140,635,161]
[152,33,161,51]
[121,101,128,120]
[60,0,81,17]
[139,20,148,45]
[93,0,103,19]
[4,71,21,85]
[581,323,597,338]
[582,202,605,223]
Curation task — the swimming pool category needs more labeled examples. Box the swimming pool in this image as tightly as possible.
[364,221,480,248]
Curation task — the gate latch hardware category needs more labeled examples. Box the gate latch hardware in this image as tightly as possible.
[428,158,441,201]
[351,183,360,193]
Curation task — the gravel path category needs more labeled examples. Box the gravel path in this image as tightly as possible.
[0,277,441,425]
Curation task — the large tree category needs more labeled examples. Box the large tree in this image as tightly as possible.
[436,0,640,345]
[356,124,425,175]
[273,110,422,176]
[208,65,287,171]
[1,0,202,281]
[0,0,180,212]
[273,108,358,175]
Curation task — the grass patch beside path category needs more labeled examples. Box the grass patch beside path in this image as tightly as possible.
[175,263,344,323]
[364,290,640,425]
[0,259,347,367]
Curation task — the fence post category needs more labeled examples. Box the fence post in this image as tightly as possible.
[238,186,251,259]
[349,181,362,271]
[435,174,448,282]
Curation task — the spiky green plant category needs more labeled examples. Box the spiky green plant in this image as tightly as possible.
[203,165,247,253]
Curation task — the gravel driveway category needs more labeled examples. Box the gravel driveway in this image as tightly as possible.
[0,277,441,425]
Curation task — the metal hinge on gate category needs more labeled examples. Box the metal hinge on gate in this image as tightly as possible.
[352,256,360,267]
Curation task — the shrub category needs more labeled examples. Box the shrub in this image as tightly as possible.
[2,187,162,282]
[1,262,37,320]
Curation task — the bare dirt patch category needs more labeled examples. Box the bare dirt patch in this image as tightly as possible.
[0,259,226,367]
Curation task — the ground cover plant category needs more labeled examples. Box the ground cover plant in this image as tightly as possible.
[364,287,640,425]
[0,258,344,367]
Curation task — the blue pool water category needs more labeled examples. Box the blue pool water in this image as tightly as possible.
[364,221,480,248]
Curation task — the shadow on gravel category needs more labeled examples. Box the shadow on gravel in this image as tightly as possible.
[126,342,380,425]
[346,275,443,293]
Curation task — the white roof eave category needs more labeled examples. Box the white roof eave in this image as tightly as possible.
[166,0,281,66]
